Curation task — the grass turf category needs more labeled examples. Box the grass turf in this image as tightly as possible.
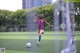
[0,32,80,53]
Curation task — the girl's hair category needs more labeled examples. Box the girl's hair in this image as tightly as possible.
[38,14,44,19]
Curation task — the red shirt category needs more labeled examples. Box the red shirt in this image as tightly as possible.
[37,19,45,30]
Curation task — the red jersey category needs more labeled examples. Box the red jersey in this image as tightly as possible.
[37,19,45,30]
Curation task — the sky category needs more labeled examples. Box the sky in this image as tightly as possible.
[0,0,22,11]
[52,0,57,3]
[0,0,56,11]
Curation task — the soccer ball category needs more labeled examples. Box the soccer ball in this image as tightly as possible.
[26,43,31,48]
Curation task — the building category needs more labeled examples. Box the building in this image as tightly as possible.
[22,0,52,9]
[22,0,26,9]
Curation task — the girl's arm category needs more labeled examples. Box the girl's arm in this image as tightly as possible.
[45,21,53,27]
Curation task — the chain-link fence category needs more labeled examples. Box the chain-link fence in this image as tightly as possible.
[0,24,80,32]
[0,25,28,32]
[0,24,51,32]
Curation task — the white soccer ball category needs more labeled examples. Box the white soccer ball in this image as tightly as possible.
[26,43,31,48]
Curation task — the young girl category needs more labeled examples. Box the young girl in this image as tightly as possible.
[36,14,52,46]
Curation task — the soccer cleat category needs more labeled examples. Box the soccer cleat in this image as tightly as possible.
[36,41,40,46]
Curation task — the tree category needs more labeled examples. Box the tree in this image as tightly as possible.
[74,2,80,26]
[0,10,12,26]
[10,9,26,25]
[0,10,12,31]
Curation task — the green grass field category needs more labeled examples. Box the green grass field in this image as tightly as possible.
[0,32,80,53]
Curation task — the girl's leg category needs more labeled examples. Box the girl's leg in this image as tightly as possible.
[37,30,42,46]
[38,35,41,42]
[38,30,42,42]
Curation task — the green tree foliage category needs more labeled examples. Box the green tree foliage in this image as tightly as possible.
[74,2,80,26]
[0,10,12,31]
[10,9,26,25]
[0,10,12,26]
[75,15,80,26]
[0,9,26,26]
